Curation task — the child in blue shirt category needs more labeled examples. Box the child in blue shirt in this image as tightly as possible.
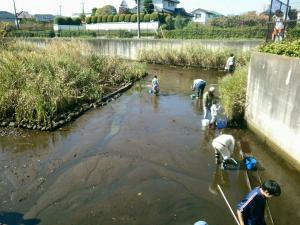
[237,180,281,225]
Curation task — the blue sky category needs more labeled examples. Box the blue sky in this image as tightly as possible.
[1,0,271,16]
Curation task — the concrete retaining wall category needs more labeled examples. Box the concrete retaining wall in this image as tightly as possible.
[246,52,300,170]
[83,39,262,60]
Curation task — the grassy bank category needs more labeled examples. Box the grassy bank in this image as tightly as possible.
[218,67,248,126]
[138,46,250,69]
[0,40,146,129]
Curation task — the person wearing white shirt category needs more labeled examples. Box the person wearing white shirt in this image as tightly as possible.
[225,54,235,73]
[212,134,237,168]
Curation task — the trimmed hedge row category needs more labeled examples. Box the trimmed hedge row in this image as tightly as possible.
[160,27,267,39]
[54,17,82,25]
[7,30,55,38]
[86,12,161,24]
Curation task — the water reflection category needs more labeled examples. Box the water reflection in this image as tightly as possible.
[0,212,40,225]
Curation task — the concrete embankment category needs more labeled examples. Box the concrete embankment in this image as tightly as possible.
[246,52,300,171]
[29,38,262,60]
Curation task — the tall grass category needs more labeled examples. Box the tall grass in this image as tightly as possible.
[138,46,250,69]
[0,40,146,126]
[218,67,248,125]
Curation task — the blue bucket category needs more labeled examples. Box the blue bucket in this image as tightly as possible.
[244,156,257,170]
[217,119,227,129]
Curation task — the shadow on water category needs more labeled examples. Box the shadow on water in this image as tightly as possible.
[0,212,40,225]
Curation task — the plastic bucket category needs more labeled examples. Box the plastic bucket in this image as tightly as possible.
[217,119,227,129]
[202,119,209,126]
[244,156,257,170]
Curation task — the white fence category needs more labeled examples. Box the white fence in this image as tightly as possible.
[53,22,159,32]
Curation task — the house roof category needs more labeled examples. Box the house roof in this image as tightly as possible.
[190,8,223,16]
[174,8,193,17]
[17,11,34,19]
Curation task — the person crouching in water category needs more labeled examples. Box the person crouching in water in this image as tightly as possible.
[151,75,160,95]
[212,134,237,169]
[191,79,206,98]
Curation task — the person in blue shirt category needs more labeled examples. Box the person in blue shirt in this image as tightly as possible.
[192,79,206,98]
[237,180,281,225]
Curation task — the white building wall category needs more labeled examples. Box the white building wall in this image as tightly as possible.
[54,22,159,32]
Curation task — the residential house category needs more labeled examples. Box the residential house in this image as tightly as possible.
[17,11,34,20]
[131,0,192,17]
[34,14,55,22]
[0,11,16,24]
[191,8,223,24]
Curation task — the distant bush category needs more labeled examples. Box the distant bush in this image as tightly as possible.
[117,30,134,38]
[160,26,267,39]
[143,14,150,22]
[102,15,108,23]
[97,15,102,23]
[209,13,268,27]
[113,15,119,22]
[119,14,126,22]
[258,40,300,57]
[107,15,113,22]
[125,14,131,22]
[150,12,159,21]
[58,30,96,37]
[86,16,91,24]
[7,30,55,38]
[139,13,145,21]
[54,16,81,25]
[131,14,137,23]
[91,16,97,24]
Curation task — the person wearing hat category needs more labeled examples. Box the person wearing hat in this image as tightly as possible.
[212,134,238,169]
[203,87,217,120]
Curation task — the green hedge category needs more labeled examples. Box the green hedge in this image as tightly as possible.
[54,16,81,25]
[160,27,267,39]
[258,40,300,57]
[7,30,55,38]
[58,30,96,37]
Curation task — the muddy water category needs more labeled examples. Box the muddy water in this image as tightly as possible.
[0,65,299,225]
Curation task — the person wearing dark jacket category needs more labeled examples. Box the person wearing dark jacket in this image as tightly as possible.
[237,180,281,225]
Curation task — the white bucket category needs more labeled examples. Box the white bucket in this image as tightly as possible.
[202,119,210,126]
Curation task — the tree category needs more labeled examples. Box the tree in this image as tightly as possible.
[287,9,298,29]
[96,5,117,15]
[91,7,97,16]
[174,15,188,29]
[144,0,154,14]
[119,0,130,14]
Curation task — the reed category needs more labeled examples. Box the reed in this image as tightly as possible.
[138,46,250,69]
[0,40,146,126]
[218,67,248,125]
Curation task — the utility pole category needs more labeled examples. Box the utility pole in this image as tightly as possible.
[81,0,85,15]
[12,0,19,29]
[284,0,290,22]
[59,0,62,16]
[137,0,141,38]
